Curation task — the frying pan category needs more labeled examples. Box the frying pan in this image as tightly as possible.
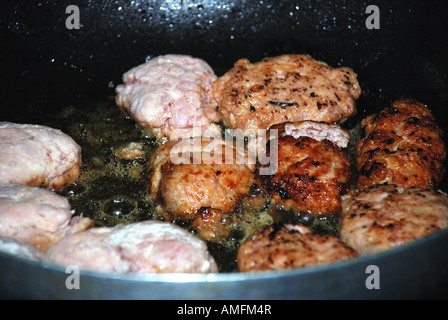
[1,0,448,299]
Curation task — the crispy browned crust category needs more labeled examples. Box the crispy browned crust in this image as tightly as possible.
[212,54,361,130]
[146,139,261,242]
[260,135,351,216]
[356,99,446,190]
[237,223,356,271]
[340,184,448,255]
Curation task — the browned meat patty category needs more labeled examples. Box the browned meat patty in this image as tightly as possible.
[46,220,218,274]
[0,122,82,190]
[147,138,259,240]
[212,54,361,130]
[356,99,446,190]
[340,184,448,256]
[260,135,351,216]
[237,223,356,272]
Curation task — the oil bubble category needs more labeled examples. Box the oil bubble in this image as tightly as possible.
[101,196,137,216]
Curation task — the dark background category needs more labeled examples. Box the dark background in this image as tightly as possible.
[1,0,447,120]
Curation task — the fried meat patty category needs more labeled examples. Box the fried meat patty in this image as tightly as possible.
[147,138,260,240]
[260,135,351,216]
[340,184,448,255]
[0,184,92,251]
[46,220,218,274]
[0,236,44,261]
[237,223,356,271]
[115,54,221,140]
[212,54,361,130]
[0,122,82,190]
[356,99,446,190]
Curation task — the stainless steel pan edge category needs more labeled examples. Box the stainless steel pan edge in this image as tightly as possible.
[1,228,447,299]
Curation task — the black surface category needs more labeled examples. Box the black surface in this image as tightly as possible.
[1,0,448,299]
[1,1,447,124]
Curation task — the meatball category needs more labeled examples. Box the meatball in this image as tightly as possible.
[0,122,82,190]
[0,184,92,251]
[260,135,351,216]
[45,221,218,274]
[147,137,259,240]
[279,121,351,148]
[266,121,351,150]
[237,223,356,272]
[115,54,221,140]
[340,184,448,256]
[212,54,361,131]
[0,237,44,261]
[356,99,446,190]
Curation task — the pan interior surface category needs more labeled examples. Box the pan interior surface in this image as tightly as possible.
[1,0,448,298]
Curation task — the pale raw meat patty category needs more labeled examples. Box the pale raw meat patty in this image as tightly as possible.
[115,54,221,140]
[281,121,350,148]
[45,220,218,274]
[270,120,351,148]
[237,223,356,272]
[340,184,448,255]
[0,122,82,190]
[0,237,44,261]
[0,184,92,251]
[212,54,361,130]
